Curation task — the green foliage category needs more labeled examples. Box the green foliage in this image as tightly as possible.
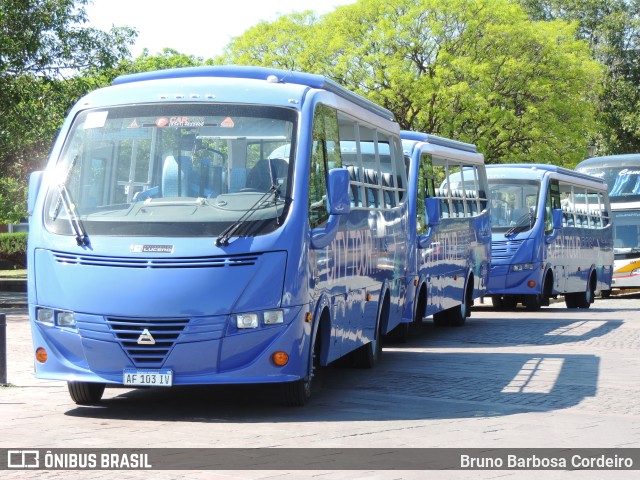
[0,0,137,223]
[518,0,640,155]
[0,176,27,224]
[220,0,601,166]
[0,232,27,268]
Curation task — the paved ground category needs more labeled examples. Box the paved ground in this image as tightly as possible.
[1,293,639,479]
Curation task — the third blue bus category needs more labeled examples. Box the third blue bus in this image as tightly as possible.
[486,165,613,309]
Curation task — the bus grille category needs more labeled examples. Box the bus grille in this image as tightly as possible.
[52,252,260,269]
[491,239,525,261]
[106,317,189,367]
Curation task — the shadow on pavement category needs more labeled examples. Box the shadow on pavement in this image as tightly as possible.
[63,349,599,424]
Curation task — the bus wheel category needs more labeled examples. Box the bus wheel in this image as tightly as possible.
[525,274,551,310]
[353,326,382,368]
[433,310,449,327]
[447,281,472,327]
[280,378,311,407]
[281,334,322,406]
[575,277,596,309]
[564,292,579,308]
[524,294,543,310]
[67,381,105,405]
[491,295,505,309]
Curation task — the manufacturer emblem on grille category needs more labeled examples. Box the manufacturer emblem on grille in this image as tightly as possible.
[137,329,156,345]
[130,244,174,253]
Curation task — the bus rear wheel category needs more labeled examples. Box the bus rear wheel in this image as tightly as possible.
[67,381,105,405]
[566,276,596,309]
[447,279,472,327]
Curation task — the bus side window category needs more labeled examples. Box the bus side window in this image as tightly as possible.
[309,104,341,228]
[416,153,432,232]
[545,179,560,234]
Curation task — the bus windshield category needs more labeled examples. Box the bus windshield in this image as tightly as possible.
[488,179,539,231]
[578,165,640,202]
[612,210,640,254]
[44,103,296,238]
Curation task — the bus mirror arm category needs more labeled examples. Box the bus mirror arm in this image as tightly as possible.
[418,197,441,249]
[310,168,351,250]
[27,171,43,215]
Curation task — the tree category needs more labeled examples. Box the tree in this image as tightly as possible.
[220,0,601,166]
[216,11,321,70]
[518,0,640,155]
[0,0,136,222]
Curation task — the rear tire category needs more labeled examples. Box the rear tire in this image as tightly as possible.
[433,310,449,327]
[575,276,596,309]
[353,326,382,368]
[67,381,105,405]
[448,279,472,327]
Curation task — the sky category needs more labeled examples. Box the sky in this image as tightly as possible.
[84,0,357,60]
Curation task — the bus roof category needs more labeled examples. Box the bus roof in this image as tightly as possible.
[576,154,640,169]
[112,66,395,121]
[486,164,607,187]
[400,131,477,153]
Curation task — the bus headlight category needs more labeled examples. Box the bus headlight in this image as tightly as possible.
[57,311,76,328]
[235,310,284,329]
[263,310,284,325]
[512,263,534,272]
[236,313,259,329]
[36,308,55,324]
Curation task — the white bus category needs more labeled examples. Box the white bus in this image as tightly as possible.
[576,154,640,292]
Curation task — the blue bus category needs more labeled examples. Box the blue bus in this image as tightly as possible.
[399,132,490,333]
[486,165,614,310]
[26,66,410,406]
[575,154,640,293]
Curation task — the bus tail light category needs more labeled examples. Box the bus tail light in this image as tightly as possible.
[528,280,536,288]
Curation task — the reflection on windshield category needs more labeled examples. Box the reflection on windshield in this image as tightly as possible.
[613,211,640,252]
[488,179,539,231]
[44,104,296,238]
[580,166,640,200]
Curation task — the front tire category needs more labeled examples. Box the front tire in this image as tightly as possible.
[68,381,105,405]
[280,332,322,406]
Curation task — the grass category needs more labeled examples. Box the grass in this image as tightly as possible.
[0,269,26,279]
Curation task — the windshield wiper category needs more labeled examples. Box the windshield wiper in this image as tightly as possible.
[504,212,535,237]
[57,182,89,246]
[215,185,282,247]
[51,154,79,221]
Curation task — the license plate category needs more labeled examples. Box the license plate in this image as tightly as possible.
[123,369,173,387]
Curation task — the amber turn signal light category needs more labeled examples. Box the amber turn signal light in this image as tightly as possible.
[272,351,289,366]
[35,347,48,363]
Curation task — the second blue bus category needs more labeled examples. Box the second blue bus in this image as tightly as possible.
[398,132,490,335]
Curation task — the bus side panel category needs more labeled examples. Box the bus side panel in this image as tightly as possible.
[310,205,407,363]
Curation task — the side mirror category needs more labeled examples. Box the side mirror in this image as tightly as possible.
[425,197,441,227]
[310,168,351,249]
[418,197,441,249]
[327,168,351,215]
[27,171,43,215]
[552,208,562,230]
